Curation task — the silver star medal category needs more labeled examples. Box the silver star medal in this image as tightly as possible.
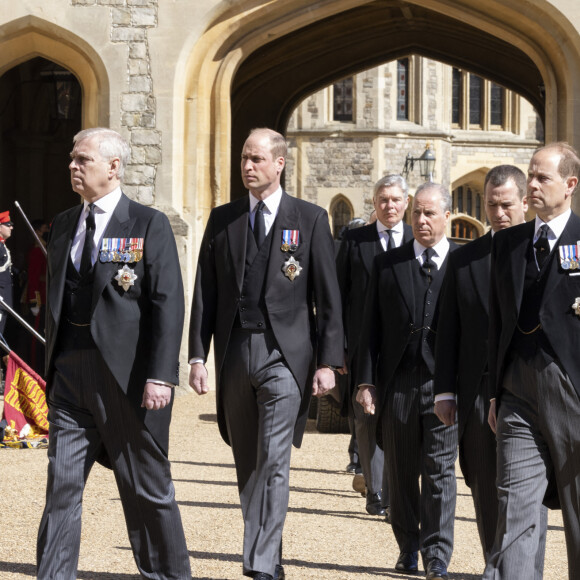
[572,297,580,317]
[283,256,302,281]
[115,264,138,291]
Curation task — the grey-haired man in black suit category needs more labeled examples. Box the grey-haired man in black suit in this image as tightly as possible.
[336,174,412,517]
[37,128,190,579]
[357,183,458,580]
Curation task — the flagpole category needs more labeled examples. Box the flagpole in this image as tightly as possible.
[0,297,46,345]
[14,201,47,258]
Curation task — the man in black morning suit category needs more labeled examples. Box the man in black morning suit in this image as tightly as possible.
[36,128,190,579]
[189,128,343,580]
[434,165,547,574]
[485,143,580,579]
[357,183,458,580]
[336,174,412,517]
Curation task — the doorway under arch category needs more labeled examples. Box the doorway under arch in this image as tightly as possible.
[184,0,580,225]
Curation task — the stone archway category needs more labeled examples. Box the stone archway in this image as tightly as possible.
[184,0,580,246]
[0,16,109,269]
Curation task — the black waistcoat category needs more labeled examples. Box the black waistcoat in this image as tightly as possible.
[400,256,446,374]
[59,256,95,349]
[510,243,556,361]
[236,223,274,330]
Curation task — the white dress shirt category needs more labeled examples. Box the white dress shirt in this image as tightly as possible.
[70,187,122,270]
[376,219,405,250]
[249,186,283,235]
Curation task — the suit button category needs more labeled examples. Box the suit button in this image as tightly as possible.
[240,307,246,312]
[240,294,245,299]
[257,322,263,327]
[241,320,246,326]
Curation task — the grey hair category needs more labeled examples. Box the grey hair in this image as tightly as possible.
[73,127,131,181]
[373,174,409,199]
[414,182,452,213]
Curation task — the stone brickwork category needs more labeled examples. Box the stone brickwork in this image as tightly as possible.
[73,0,160,207]
[298,138,374,203]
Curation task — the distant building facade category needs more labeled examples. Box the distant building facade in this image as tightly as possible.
[286,57,542,241]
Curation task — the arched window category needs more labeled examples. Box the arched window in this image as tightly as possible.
[330,197,354,239]
[452,218,478,240]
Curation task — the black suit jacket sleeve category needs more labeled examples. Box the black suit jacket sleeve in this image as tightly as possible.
[335,235,351,353]
[189,210,217,362]
[434,252,461,396]
[309,209,344,367]
[355,253,382,387]
[141,210,185,382]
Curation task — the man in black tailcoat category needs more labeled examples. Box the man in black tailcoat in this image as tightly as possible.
[189,128,343,580]
[37,127,190,580]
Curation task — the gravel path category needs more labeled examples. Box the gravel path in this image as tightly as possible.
[0,387,567,579]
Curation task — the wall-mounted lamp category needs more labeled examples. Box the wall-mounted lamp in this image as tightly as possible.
[402,143,436,182]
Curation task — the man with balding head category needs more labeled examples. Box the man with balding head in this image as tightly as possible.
[357,183,458,580]
[189,128,343,580]
[434,165,547,575]
[485,143,580,579]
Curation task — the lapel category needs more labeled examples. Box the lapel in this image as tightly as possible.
[91,194,136,312]
[391,241,416,321]
[543,212,580,302]
[359,225,381,276]
[469,232,492,313]
[508,221,535,315]
[226,197,250,293]
[48,204,83,324]
[265,192,300,292]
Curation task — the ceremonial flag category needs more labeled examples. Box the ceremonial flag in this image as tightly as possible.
[2,350,48,441]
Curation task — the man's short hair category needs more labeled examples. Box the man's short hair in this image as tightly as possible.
[414,182,452,213]
[533,142,580,183]
[373,174,409,199]
[73,127,131,181]
[484,165,527,199]
[248,128,287,160]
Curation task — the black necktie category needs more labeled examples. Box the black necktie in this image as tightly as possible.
[534,224,550,269]
[254,201,266,248]
[80,203,96,275]
[386,229,395,251]
[421,247,437,277]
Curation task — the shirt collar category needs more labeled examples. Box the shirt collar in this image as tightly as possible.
[249,186,283,215]
[534,208,571,241]
[376,219,403,234]
[413,236,450,260]
[84,187,123,215]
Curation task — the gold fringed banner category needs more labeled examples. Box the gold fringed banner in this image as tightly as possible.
[2,350,48,445]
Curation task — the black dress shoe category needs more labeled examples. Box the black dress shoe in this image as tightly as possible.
[274,565,285,580]
[395,551,418,574]
[366,491,386,516]
[384,505,391,524]
[346,461,360,473]
[425,557,448,580]
[253,574,273,580]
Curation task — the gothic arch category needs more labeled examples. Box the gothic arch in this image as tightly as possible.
[329,194,355,239]
[183,0,580,247]
[0,15,109,128]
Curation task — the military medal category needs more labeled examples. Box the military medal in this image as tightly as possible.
[99,238,111,263]
[282,256,302,281]
[281,229,299,253]
[115,264,138,291]
[100,238,144,263]
[560,245,572,270]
